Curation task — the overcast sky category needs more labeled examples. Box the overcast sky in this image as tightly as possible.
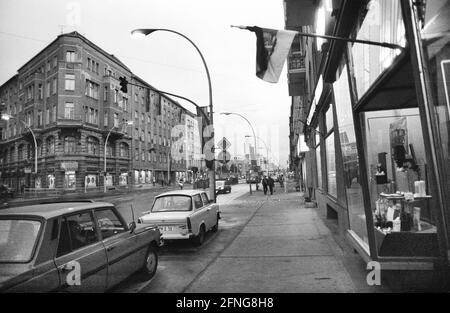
[0,0,291,167]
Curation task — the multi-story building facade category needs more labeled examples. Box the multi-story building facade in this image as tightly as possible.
[0,31,202,192]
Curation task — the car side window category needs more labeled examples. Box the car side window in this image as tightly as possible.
[95,208,126,240]
[200,193,209,204]
[193,195,203,209]
[57,211,98,257]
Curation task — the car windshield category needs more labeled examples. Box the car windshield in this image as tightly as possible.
[151,195,192,212]
[0,219,41,263]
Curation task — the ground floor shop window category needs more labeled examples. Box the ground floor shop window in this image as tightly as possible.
[47,174,55,189]
[85,174,97,188]
[105,174,113,186]
[363,108,437,257]
[64,171,76,189]
[35,177,41,189]
[325,133,337,198]
[316,146,322,189]
[334,65,368,247]
[140,170,145,184]
[119,173,128,186]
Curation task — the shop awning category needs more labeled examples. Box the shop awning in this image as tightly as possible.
[354,52,418,112]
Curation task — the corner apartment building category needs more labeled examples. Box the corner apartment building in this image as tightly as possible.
[0,31,202,192]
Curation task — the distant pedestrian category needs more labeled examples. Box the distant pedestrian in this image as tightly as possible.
[279,175,284,188]
[268,176,275,195]
[262,176,268,195]
[152,176,156,187]
[178,178,184,190]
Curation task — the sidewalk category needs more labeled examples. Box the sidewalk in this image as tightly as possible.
[185,189,390,293]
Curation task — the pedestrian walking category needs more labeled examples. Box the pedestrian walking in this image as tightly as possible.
[262,176,268,195]
[178,178,184,190]
[268,176,275,195]
[279,175,284,188]
[152,176,156,187]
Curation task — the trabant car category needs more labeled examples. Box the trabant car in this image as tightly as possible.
[0,201,161,292]
[138,190,220,246]
[215,180,231,194]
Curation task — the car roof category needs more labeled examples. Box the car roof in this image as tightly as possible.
[156,190,207,197]
[0,202,114,220]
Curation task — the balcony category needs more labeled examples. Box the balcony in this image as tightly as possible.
[56,113,83,128]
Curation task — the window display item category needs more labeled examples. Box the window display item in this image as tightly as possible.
[393,217,401,232]
[414,180,426,197]
[413,207,422,231]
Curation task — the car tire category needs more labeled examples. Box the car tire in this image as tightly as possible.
[139,244,158,281]
[212,215,219,232]
[193,225,205,246]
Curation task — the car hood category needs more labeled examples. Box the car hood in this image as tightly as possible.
[0,263,34,292]
[139,211,191,224]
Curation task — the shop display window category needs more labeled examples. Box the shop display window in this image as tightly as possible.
[316,145,322,189]
[325,133,337,198]
[64,171,76,189]
[419,1,450,237]
[334,66,368,247]
[363,108,438,257]
[352,0,406,99]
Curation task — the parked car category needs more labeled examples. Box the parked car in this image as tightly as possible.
[138,190,220,246]
[0,201,162,292]
[215,180,231,194]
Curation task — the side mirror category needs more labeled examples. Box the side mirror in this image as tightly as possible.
[128,221,136,233]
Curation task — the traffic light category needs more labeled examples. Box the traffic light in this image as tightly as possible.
[119,76,128,93]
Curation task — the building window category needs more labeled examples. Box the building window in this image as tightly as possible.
[119,143,129,157]
[141,150,145,161]
[114,113,119,127]
[18,145,24,160]
[46,81,51,97]
[114,89,118,103]
[87,136,99,155]
[123,97,128,111]
[334,65,366,247]
[87,108,98,124]
[87,57,91,70]
[65,74,75,91]
[85,80,99,99]
[46,136,55,155]
[37,111,43,127]
[106,142,114,156]
[53,56,57,68]
[52,105,57,122]
[64,102,75,119]
[316,131,322,189]
[135,111,138,120]
[52,78,57,94]
[135,148,139,161]
[45,108,50,125]
[64,136,76,154]
[104,113,108,127]
[104,86,108,101]
[66,51,76,62]
[38,84,43,100]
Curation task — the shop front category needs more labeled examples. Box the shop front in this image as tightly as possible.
[61,161,78,190]
[305,0,450,287]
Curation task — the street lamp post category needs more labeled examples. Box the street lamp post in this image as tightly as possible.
[104,121,133,193]
[1,114,38,184]
[131,28,216,202]
[221,112,258,194]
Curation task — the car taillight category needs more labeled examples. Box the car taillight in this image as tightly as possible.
[187,217,192,232]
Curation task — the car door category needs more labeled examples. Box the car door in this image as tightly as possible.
[200,192,215,228]
[94,207,143,290]
[191,194,206,234]
[54,211,108,292]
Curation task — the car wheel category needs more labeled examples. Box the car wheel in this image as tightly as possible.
[212,215,219,232]
[193,225,205,246]
[139,245,158,281]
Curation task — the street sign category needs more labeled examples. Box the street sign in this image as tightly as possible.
[218,150,231,164]
[217,137,231,151]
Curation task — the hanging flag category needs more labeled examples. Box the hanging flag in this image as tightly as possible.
[235,26,297,83]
